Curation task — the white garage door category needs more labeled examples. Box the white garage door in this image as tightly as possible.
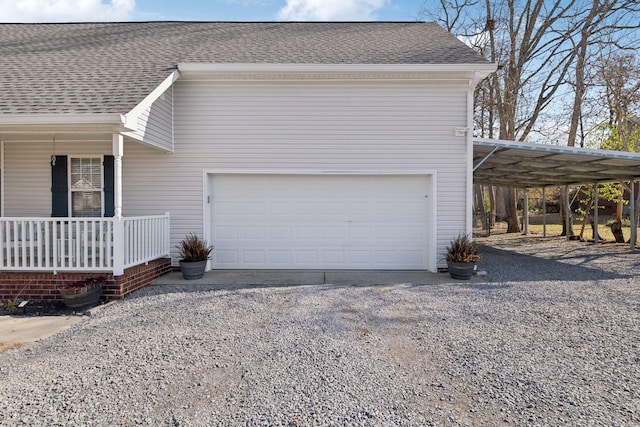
[209,174,433,270]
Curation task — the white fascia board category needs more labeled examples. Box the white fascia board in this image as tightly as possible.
[123,71,180,128]
[0,113,130,133]
[177,63,497,81]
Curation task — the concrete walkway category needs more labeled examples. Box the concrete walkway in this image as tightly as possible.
[151,269,467,287]
[0,315,84,346]
[0,305,106,350]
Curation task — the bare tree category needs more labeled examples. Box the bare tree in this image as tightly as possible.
[420,0,640,233]
[594,52,640,242]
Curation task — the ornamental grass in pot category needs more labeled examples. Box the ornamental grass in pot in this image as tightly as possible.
[446,234,480,280]
[177,233,213,280]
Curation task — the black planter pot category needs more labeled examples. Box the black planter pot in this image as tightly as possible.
[179,260,207,280]
[447,261,475,280]
[60,285,101,309]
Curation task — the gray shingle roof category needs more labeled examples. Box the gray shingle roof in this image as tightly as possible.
[0,22,490,115]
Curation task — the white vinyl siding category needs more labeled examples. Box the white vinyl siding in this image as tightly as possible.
[122,79,469,268]
[2,79,470,269]
[124,88,173,152]
[3,139,111,217]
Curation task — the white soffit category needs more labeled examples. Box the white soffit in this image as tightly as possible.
[473,138,640,188]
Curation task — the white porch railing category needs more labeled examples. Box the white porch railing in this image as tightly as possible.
[123,215,171,269]
[0,213,170,274]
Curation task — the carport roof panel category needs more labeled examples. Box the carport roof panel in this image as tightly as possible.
[473,138,640,188]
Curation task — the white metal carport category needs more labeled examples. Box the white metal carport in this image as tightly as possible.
[473,138,640,249]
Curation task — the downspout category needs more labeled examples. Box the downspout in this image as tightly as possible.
[466,72,481,235]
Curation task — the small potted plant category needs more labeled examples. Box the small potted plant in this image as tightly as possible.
[177,233,213,280]
[59,277,104,309]
[446,234,480,280]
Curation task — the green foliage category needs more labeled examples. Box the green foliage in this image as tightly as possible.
[592,117,640,153]
[1,299,17,314]
[576,184,623,220]
[607,217,632,227]
[446,234,480,263]
[601,123,640,153]
[177,233,213,262]
[483,192,491,212]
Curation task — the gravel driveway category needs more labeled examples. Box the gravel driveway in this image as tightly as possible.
[1,235,639,426]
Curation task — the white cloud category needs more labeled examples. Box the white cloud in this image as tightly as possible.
[277,0,388,21]
[0,0,136,23]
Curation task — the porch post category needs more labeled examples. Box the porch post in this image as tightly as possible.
[112,133,125,275]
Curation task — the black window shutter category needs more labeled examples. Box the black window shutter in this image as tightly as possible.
[104,155,115,217]
[51,156,68,217]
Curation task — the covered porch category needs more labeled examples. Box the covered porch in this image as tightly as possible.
[0,121,175,301]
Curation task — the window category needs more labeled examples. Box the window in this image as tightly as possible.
[69,157,103,217]
[52,155,114,218]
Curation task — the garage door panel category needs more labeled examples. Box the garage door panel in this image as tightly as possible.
[268,202,292,216]
[242,226,266,240]
[243,250,265,264]
[320,226,344,240]
[216,202,240,216]
[321,202,346,216]
[216,250,238,264]
[210,174,432,269]
[242,202,265,216]
[269,227,291,240]
[269,250,291,264]
[215,226,239,240]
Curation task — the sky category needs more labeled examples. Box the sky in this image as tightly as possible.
[0,0,427,23]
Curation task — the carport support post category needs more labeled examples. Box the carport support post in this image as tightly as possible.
[542,187,547,238]
[523,188,529,235]
[631,180,636,250]
[594,184,599,244]
[564,185,571,241]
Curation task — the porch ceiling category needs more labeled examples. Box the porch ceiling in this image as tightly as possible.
[473,138,640,188]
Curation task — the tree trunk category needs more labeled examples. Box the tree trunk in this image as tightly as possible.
[479,186,490,230]
[611,220,625,243]
[616,194,623,221]
[489,186,497,228]
[559,187,575,237]
[473,185,484,212]
[504,187,520,233]
[579,208,589,240]
[473,185,485,228]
